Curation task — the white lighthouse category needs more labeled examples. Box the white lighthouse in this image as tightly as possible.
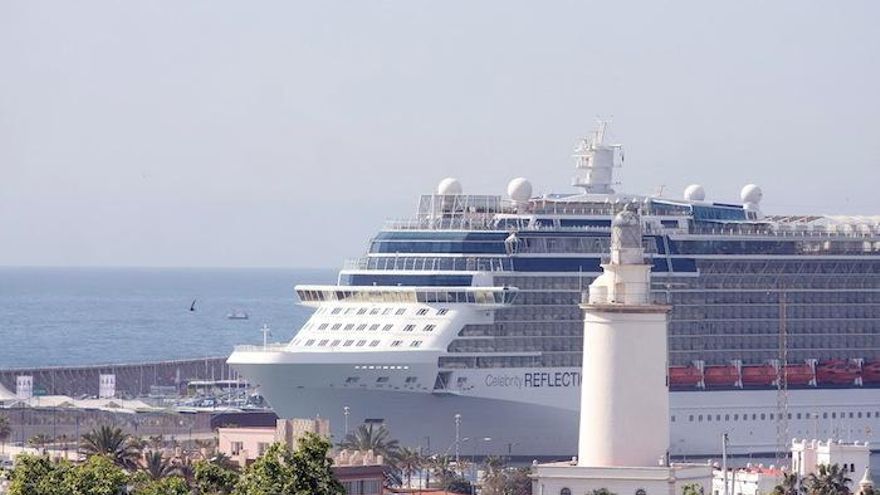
[578,207,670,468]
[533,207,712,495]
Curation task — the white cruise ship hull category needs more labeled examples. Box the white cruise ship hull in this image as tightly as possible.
[230,353,880,457]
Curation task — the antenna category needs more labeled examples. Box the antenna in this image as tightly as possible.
[261,324,272,349]
[776,282,789,467]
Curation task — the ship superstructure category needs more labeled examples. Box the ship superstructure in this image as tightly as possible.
[229,124,880,457]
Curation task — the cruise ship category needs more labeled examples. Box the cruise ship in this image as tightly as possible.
[228,123,880,458]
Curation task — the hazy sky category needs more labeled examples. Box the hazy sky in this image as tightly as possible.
[1,1,878,268]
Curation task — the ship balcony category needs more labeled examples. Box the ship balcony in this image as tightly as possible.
[343,256,512,272]
[294,284,518,307]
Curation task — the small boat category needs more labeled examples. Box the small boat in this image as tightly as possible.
[703,365,740,388]
[782,363,815,386]
[668,366,703,388]
[226,310,249,320]
[815,360,861,385]
[862,361,880,384]
[741,364,778,387]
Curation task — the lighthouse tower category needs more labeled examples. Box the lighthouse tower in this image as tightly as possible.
[578,207,671,467]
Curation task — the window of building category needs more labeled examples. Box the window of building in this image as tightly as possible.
[343,340,354,347]
[318,323,328,330]
[383,324,394,331]
[410,341,422,348]
[370,308,380,315]
[437,308,449,315]
[356,324,367,331]
[258,442,270,456]
[230,441,243,456]
[424,324,436,332]
[369,340,380,347]
[305,339,315,346]
[396,308,406,315]
[369,324,380,331]
[403,324,416,332]
[332,323,342,330]
[357,308,367,315]
[391,340,403,347]
[356,340,367,347]
[417,308,429,315]
[330,340,341,347]
[344,323,355,331]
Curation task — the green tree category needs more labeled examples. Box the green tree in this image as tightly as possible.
[133,476,190,495]
[804,464,852,495]
[773,473,802,495]
[338,424,401,460]
[0,414,12,454]
[194,459,239,495]
[233,434,344,495]
[80,425,141,469]
[6,454,69,495]
[141,450,175,480]
[60,455,130,495]
[396,447,422,488]
[683,483,706,495]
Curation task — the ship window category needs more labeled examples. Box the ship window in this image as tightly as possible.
[849,412,854,419]
[770,413,774,420]
[369,340,380,347]
[391,340,403,347]
[410,341,422,348]
[832,412,837,419]
[356,340,367,347]
[357,308,367,315]
[343,340,354,347]
[369,324,380,331]
[734,414,739,420]
[424,324,436,332]
[405,377,417,384]
[396,308,406,315]
[788,413,792,420]
[403,324,416,332]
[319,323,328,330]
[858,412,863,418]
[760,414,766,420]
[707,415,711,422]
[332,324,342,330]
[689,415,694,422]
[725,414,730,421]
[356,324,367,331]
[716,415,721,421]
[305,339,315,347]
[377,377,389,383]
[752,414,757,420]
[636,490,647,495]
[437,308,449,315]
[330,340,341,347]
[797,413,802,419]
[344,324,355,331]
[383,324,394,331]
[331,308,342,315]
[698,415,703,422]
[345,377,359,384]
[370,308,380,315]
[671,416,676,422]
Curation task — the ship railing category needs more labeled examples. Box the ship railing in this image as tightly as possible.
[233,344,288,352]
[343,256,513,272]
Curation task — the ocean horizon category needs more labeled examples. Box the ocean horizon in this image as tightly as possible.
[0,267,336,369]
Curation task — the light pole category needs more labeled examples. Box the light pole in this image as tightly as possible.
[343,406,351,436]
[454,413,462,469]
[721,433,729,495]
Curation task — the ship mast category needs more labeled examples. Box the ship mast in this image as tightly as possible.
[571,120,623,194]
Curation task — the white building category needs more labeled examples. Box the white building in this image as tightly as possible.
[533,209,713,495]
[791,439,870,483]
[712,465,783,495]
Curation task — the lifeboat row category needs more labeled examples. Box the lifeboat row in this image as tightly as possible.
[669,359,874,390]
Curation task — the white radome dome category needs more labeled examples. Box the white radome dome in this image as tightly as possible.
[683,184,706,202]
[437,177,462,195]
[507,177,533,202]
[741,184,763,204]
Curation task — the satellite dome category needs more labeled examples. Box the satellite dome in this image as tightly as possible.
[507,177,533,202]
[684,184,706,202]
[437,177,462,195]
[740,184,763,204]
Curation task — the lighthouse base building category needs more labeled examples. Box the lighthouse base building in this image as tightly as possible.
[533,208,713,495]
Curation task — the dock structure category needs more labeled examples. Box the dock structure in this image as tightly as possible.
[0,356,234,398]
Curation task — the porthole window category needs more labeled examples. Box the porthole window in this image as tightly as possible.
[560,489,572,495]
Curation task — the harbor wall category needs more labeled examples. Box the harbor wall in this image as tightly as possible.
[0,357,233,398]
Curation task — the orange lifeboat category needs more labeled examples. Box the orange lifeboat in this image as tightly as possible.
[741,364,777,387]
[669,366,702,388]
[815,360,861,386]
[703,365,740,388]
[863,362,880,384]
[782,364,814,386]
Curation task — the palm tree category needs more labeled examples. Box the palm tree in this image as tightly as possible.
[774,472,802,495]
[0,414,12,455]
[172,454,197,487]
[804,464,852,495]
[28,433,51,454]
[80,425,141,469]
[338,423,401,460]
[141,450,175,480]
[396,447,422,488]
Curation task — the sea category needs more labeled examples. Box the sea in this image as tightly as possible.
[0,267,335,369]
